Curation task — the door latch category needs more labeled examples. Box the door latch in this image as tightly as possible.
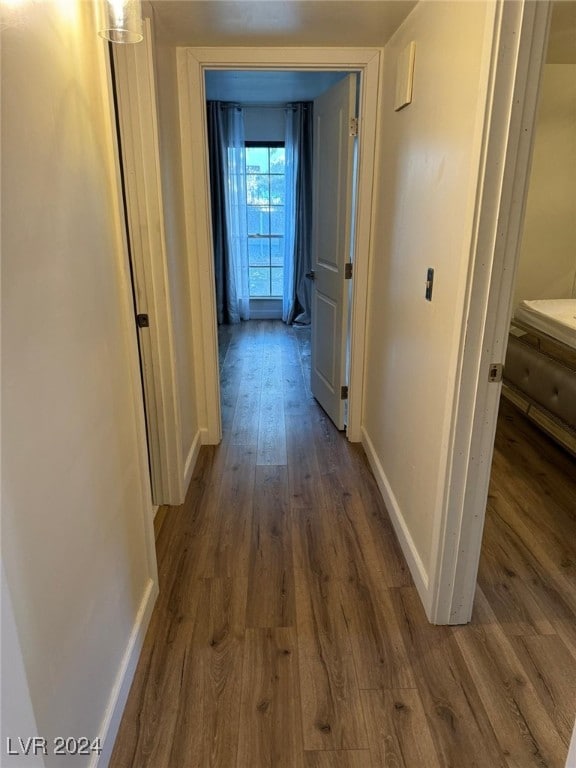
[488,363,503,383]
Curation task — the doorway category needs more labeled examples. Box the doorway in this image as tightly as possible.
[429,1,557,624]
[475,0,576,633]
[203,69,359,432]
[176,46,382,445]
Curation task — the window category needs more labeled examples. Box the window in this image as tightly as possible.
[245,143,285,297]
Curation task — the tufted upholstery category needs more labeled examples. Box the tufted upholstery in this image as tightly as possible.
[504,335,576,429]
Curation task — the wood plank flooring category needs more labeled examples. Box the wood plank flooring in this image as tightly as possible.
[110,320,576,768]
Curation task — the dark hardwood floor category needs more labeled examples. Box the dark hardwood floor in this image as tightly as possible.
[110,320,576,768]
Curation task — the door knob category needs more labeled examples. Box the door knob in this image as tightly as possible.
[305,270,316,281]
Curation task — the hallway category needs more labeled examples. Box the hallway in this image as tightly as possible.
[110,321,575,768]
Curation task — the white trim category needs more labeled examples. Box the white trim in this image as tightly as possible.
[183,430,202,496]
[199,427,212,446]
[94,578,157,768]
[176,47,382,445]
[566,718,576,768]
[94,33,159,766]
[114,19,185,504]
[98,16,158,601]
[361,427,430,606]
[429,1,551,624]
[177,50,221,445]
[347,53,380,443]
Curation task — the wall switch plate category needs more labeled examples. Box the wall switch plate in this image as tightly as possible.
[425,268,434,301]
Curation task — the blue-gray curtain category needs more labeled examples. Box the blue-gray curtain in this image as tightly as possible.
[207,102,250,325]
[207,101,232,325]
[208,100,313,325]
[284,103,313,325]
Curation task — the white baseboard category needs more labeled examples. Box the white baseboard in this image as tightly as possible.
[183,430,202,496]
[200,426,219,446]
[94,577,158,768]
[361,426,430,608]
[566,717,576,768]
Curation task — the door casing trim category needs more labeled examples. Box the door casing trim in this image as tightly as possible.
[429,0,551,624]
[176,47,382,443]
[114,19,185,504]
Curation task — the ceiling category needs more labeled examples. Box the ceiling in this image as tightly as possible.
[205,70,348,102]
[147,0,576,63]
[548,1,576,63]
[148,0,417,47]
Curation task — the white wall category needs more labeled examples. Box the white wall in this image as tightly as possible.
[153,39,201,481]
[1,562,46,767]
[362,1,492,607]
[244,106,285,142]
[514,63,576,305]
[1,2,157,764]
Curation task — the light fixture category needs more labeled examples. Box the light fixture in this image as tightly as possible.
[98,0,143,44]
[0,0,27,31]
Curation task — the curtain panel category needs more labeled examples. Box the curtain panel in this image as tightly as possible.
[208,100,312,326]
[283,102,313,325]
[207,102,250,324]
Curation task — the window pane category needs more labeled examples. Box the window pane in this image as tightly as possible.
[247,206,270,236]
[270,207,284,235]
[271,267,284,297]
[246,174,269,205]
[244,145,286,298]
[270,147,285,173]
[270,237,283,266]
[246,147,269,174]
[248,237,270,266]
[249,267,270,297]
[270,175,285,205]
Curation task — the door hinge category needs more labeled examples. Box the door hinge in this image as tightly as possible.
[340,385,349,400]
[136,313,150,328]
[488,362,503,383]
[345,262,353,280]
[349,117,359,137]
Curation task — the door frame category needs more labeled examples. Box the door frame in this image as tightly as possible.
[429,0,552,624]
[176,47,381,444]
[113,18,185,505]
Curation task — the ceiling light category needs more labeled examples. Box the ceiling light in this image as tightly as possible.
[98,0,143,44]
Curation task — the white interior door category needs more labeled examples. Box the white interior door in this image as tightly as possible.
[310,74,357,430]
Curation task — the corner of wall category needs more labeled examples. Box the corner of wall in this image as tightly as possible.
[1,563,46,768]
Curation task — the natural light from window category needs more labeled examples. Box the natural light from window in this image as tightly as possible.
[245,144,286,297]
